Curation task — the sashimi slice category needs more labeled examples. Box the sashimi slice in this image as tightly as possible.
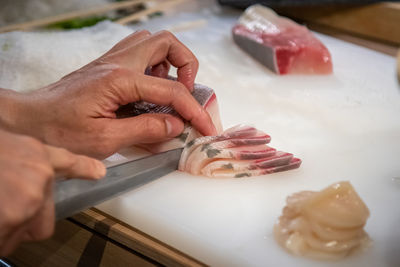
[184,145,277,175]
[179,124,301,178]
[209,158,301,178]
[201,151,294,177]
[232,5,333,75]
[178,125,271,171]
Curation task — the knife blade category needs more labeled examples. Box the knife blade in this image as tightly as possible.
[55,148,183,220]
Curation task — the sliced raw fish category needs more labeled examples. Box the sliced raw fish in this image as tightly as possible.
[178,125,271,172]
[232,5,333,75]
[179,125,301,178]
[184,145,277,175]
[203,156,301,178]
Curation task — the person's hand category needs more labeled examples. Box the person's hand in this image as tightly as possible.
[1,30,216,159]
[0,129,106,256]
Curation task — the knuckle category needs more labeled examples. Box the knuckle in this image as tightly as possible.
[171,82,187,97]
[158,30,174,39]
[56,148,77,169]
[156,30,177,45]
[3,209,24,229]
[39,223,55,240]
[36,163,55,182]
[138,29,151,36]
[20,136,44,152]
[143,116,164,137]
[90,133,116,158]
[26,188,44,207]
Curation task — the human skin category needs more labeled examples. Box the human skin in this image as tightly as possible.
[0,30,215,255]
[0,129,106,256]
[0,30,217,159]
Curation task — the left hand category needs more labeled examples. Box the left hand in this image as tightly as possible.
[0,30,216,159]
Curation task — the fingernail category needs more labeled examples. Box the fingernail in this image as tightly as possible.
[94,161,106,179]
[165,117,184,137]
[165,117,173,136]
[211,124,218,136]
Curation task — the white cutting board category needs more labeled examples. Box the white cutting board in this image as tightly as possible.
[97,5,400,267]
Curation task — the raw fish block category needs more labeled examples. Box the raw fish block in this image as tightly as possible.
[232,5,333,75]
[125,79,223,153]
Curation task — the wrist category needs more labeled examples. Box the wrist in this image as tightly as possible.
[0,88,43,139]
[0,88,23,131]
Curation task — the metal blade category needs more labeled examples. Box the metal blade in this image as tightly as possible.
[55,148,183,220]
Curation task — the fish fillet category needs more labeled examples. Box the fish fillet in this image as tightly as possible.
[274,181,371,260]
[232,5,333,75]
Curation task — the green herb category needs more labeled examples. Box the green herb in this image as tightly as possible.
[235,173,250,178]
[178,132,189,142]
[47,16,109,30]
[186,140,195,148]
[206,148,221,158]
[201,143,210,151]
[222,163,233,169]
[148,11,163,18]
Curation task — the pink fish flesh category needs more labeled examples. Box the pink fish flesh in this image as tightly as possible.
[232,5,333,75]
[179,125,301,178]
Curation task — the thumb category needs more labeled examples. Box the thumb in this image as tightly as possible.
[109,113,184,148]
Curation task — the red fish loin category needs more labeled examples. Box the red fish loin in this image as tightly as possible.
[232,5,333,75]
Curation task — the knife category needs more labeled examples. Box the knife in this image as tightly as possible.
[55,148,183,220]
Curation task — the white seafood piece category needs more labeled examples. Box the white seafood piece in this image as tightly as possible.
[274,181,371,260]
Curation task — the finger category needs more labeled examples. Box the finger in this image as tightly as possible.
[45,146,106,179]
[106,30,151,55]
[146,31,198,90]
[149,61,171,78]
[120,30,199,90]
[23,185,55,242]
[108,113,184,147]
[134,74,216,136]
[0,226,26,257]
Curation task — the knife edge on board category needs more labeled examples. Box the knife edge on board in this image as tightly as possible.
[54,148,183,220]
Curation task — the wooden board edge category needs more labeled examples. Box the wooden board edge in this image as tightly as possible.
[71,208,207,267]
[276,2,400,46]
[307,23,398,57]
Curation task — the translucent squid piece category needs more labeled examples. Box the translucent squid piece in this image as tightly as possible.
[179,125,301,178]
[232,5,333,75]
[274,181,371,260]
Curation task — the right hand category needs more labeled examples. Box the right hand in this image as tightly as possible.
[0,129,106,256]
